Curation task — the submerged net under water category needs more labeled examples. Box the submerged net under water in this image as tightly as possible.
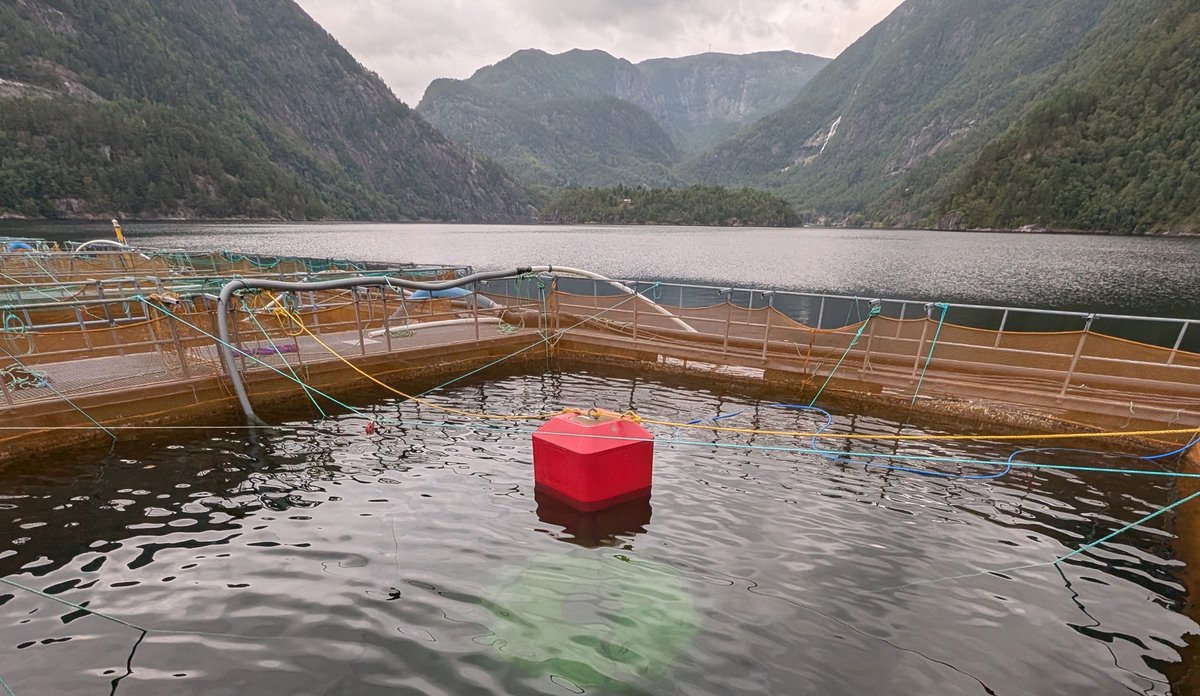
[1,370,1196,695]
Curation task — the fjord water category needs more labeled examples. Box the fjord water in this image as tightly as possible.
[1,371,1194,695]
[8,220,1200,318]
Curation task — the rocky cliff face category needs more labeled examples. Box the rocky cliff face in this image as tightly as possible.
[0,0,531,221]
[686,0,1116,224]
[636,51,830,153]
[417,48,828,189]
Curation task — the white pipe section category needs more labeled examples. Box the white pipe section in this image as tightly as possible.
[524,265,697,334]
[74,239,152,260]
[367,316,502,338]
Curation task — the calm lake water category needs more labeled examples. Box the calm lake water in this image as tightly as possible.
[2,369,1194,695]
[5,220,1200,318]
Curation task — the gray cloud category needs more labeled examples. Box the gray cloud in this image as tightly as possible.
[295,0,903,104]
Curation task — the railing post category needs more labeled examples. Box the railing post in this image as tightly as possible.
[994,309,1010,349]
[381,286,393,353]
[860,299,880,372]
[308,290,321,332]
[290,291,304,368]
[631,281,640,341]
[72,307,93,350]
[761,291,775,359]
[353,288,366,356]
[911,303,933,377]
[1168,321,1190,366]
[162,302,191,380]
[472,278,482,340]
[1059,313,1095,398]
[721,288,733,351]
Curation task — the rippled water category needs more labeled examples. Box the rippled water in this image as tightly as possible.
[2,370,1195,694]
[6,220,1200,317]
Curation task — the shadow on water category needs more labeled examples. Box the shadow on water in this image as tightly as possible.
[534,489,653,549]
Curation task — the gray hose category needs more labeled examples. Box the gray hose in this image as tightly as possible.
[216,268,531,423]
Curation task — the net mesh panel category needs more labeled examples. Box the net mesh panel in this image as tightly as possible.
[1,264,1197,438]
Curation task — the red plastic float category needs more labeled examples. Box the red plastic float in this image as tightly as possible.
[532,412,654,511]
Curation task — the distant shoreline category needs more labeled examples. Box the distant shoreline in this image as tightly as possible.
[1,216,1196,237]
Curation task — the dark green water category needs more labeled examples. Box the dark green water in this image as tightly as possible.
[1,370,1194,694]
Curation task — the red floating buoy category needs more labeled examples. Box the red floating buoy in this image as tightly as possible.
[532,412,654,512]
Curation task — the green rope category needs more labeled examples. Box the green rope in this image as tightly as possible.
[0,347,115,440]
[808,304,881,407]
[1,311,33,357]
[1058,488,1200,562]
[136,297,370,419]
[910,303,948,407]
[239,296,327,418]
[0,364,48,393]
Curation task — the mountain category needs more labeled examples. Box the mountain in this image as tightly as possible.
[943,0,1200,233]
[637,51,832,153]
[685,0,1123,226]
[420,78,679,188]
[417,48,828,189]
[0,0,531,221]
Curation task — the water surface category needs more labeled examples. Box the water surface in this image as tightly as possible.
[1,370,1193,694]
[6,221,1200,318]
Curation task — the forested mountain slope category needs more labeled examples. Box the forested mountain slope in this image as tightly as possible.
[686,0,1119,225]
[943,0,1200,233]
[0,0,531,220]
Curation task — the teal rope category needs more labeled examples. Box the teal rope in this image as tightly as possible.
[808,305,881,406]
[0,672,12,696]
[0,347,115,441]
[135,297,369,418]
[352,415,1200,479]
[911,303,948,407]
[0,576,145,631]
[1057,488,1200,562]
[240,297,327,418]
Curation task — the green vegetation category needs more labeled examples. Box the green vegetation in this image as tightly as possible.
[684,0,1200,234]
[543,185,800,226]
[687,0,1118,225]
[0,0,529,220]
[417,48,827,189]
[944,0,1200,233]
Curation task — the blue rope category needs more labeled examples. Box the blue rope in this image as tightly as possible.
[137,295,1200,483]
[911,303,948,406]
[773,403,1011,479]
[686,410,745,425]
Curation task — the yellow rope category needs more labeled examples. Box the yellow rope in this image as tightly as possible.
[632,418,1200,442]
[263,293,1199,446]
[269,293,557,421]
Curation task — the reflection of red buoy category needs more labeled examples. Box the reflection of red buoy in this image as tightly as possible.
[365,421,377,435]
[532,413,654,512]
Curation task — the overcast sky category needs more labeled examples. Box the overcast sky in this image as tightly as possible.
[294,0,905,105]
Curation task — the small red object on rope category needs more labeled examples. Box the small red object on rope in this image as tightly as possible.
[365,421,377,435]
